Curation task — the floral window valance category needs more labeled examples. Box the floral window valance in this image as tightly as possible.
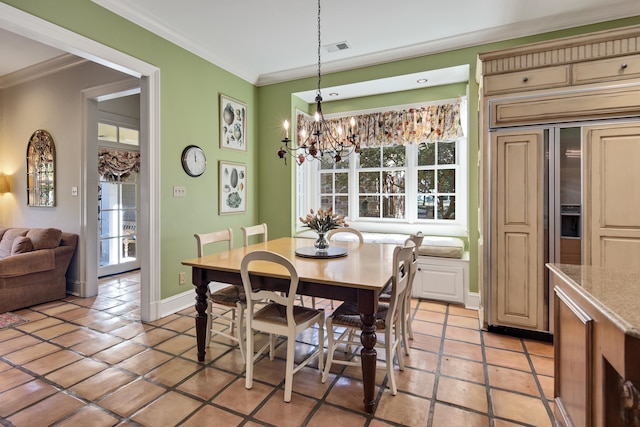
[296,99,463,147]
[98,148,140,182]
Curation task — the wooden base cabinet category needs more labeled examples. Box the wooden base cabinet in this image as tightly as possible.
[549,264,640,427]
[413,254,469,304]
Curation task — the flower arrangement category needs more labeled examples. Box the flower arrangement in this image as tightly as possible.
[299,207,347,234]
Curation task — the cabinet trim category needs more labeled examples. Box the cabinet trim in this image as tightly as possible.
[490,85,640,128]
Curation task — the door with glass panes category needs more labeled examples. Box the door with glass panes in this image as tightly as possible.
[97,117,140,276]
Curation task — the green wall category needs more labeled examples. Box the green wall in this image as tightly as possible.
[5,0,640,301]
[2,0,259,299]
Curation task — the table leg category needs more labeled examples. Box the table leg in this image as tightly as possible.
[360,311,377,413]
[194,268,208,362]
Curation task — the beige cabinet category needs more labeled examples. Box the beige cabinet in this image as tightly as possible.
[584,123,640,271]
[490,130,545,330]
[479,24,640,332]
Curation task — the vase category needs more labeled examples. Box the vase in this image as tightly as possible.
[314,231,329,253]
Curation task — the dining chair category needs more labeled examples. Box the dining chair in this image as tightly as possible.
[241,250,325,402]
[194,228,246,361]
[379,232,424,354]
[321,242,414,395]
[241,223,268,247]
[326,227,364,243]
[312,227,365,309]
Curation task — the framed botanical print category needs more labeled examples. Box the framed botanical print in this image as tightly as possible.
[219,161,246,214]
[220,94,247,151]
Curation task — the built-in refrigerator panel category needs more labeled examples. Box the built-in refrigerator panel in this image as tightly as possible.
[557,127,582,265]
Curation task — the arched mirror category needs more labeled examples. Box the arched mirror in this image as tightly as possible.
[26,129,56,207]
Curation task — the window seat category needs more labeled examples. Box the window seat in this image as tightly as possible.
[296,230,465,259]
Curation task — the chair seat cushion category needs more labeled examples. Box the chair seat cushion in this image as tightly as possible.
[330,302,390,330]
[209,285,245,306]
[255,302,322,325]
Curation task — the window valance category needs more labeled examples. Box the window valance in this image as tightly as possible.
[98,148,140,182]
[296,99,463,147]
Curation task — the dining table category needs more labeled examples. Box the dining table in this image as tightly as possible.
[181,236,398,413]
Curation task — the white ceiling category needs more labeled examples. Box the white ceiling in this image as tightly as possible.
[2,0,640,99]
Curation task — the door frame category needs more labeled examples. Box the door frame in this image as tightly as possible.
[0,3,162,321]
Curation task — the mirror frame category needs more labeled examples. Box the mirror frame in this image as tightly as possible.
[26,129,56,207]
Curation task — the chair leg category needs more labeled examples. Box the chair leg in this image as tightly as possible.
[386,327,398,395]
[401,300,411,355]
[235,301,246,362]
[284,337,296,402]
[317,315,324,372]
[245,321,254,390]
[321,318,334,383]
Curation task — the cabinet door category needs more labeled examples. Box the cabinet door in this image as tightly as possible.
[584,123,640,271]
[491,130,545,329]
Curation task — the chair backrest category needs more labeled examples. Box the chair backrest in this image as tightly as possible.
[241,223,268,247]
[385,243,415,325]
[240,250,300,325]
[194,228,234,257]
[404,232,423,294]
[326,227,364,243]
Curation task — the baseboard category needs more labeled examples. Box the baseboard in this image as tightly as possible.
[159,288,195,318]
[66,280,83,297]
[465,291,480,310]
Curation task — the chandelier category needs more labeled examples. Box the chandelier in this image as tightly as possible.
[278,0,359,165]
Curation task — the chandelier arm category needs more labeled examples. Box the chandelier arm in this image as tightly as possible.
[317,0,321,96]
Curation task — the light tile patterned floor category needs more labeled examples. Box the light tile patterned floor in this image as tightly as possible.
[0,271,556,426]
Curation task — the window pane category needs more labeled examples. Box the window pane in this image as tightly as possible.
[418,142,435,166]
[320,195,332,209]
[121,183,137,209]
[335,196,349,217]
[382,195,405,219]
[383,145,406,167]
[438,141,456,165]
[98,123,117,143]
[100,210,117,238]
[320,155,334,169]
[359,172,380,193]
[437,196,456,219]
[100,182,118,211]
[438,169,456,193]
[334,155,350,170]
[417,170,435,193]
[335,172,348,193]
[320,173,332,193]
[119,127,139,146]
[359,147,381,168]
[417,195,435,219]
[383,171,404,194]
[359,195,379,217]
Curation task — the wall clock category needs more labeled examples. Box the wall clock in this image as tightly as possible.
[181,145,206,177]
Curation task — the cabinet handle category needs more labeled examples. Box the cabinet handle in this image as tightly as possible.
[522,76,529,83]
[621,63,628,70]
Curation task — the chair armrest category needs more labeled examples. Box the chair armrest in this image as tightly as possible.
[0,249,55,278]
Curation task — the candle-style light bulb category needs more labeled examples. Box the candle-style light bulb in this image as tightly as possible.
[314,112,320,122]
[283,120,289,139]
[350,117,356,129]
[337,126,343,136]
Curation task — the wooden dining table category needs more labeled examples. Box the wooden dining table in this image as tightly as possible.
[181,237,397,413]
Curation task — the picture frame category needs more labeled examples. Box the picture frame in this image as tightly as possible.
[219,161,246,214]
[219,94,247,151]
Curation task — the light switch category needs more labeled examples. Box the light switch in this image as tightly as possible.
[173,186,186,197]
[71,186,78,196]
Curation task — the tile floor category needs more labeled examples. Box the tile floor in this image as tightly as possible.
[0,271,556,426]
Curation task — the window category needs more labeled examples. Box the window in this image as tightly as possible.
[298,98,467,235]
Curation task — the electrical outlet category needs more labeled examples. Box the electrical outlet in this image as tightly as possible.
[173,186,186,197]
[179,271,187,285]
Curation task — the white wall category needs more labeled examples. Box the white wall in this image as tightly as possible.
[0,61,133,286]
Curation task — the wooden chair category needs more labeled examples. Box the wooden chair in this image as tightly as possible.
[194,228,246,361]
[322,242,414,395]
[379,232,424,354]
[326,227,364,243]
[241,250,325,402]
[241,223,268,246]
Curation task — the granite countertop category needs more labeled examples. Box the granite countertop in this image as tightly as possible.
[547,263,640,339]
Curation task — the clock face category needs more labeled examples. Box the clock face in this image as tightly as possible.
[181,145,206,177]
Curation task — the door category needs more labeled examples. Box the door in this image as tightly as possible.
[491,130,545,330]
[584,123,640,270]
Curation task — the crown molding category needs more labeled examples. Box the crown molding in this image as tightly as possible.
[0,53,87,89]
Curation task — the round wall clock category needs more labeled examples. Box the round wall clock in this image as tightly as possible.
[181,145,206,177]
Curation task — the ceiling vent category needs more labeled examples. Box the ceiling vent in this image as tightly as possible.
[324,41,350,53]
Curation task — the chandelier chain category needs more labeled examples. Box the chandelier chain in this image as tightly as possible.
[317,0,322,96]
